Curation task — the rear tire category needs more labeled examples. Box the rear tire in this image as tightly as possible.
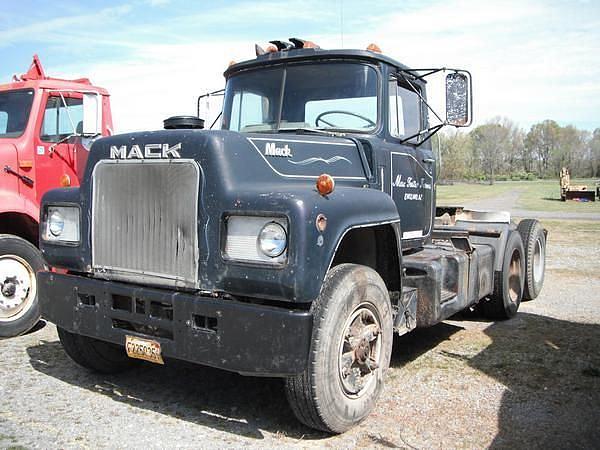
[57,327,137,374]
[483,231,525,320]
[285,264,393,433]
[0,235,46,338]
[517,219,546,300]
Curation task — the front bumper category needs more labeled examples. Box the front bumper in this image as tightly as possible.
[38,272,312,376]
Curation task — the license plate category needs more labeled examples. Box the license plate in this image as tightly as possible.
[125,335,164,365]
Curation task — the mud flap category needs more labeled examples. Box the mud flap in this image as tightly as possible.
[392,287,417,336]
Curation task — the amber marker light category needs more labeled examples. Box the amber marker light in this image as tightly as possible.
[59,174,71,187]
[367,43,382,53]
[316,213,328,232]
[316,174,335,196]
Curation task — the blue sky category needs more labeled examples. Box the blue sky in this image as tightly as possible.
[1,0,599,133]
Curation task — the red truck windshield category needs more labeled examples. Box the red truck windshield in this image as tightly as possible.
[0,89,35,138]
[222,62,379,133]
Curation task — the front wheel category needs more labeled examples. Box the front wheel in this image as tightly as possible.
[58,327,137,374]
[285,264,393,433]
[0,235,46,338]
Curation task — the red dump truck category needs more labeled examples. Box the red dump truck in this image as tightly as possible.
[0,55,113,337]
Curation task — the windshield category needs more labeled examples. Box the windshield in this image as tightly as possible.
[222,62,378,133]
[0,89,35,138]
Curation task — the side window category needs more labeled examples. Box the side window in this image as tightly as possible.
[389,79,421,139]
[40,96,83,142]
[229,92,269,132]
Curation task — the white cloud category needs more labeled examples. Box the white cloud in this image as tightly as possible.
[0,5,133,48]
[82,41,250,133]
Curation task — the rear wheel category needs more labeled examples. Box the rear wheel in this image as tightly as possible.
[285,264,393,433]
[0,235,46,338]
[57,327,137,374]
[483,231,525,320]
[517,219,546,300]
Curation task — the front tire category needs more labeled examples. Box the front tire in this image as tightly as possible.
[285,264,393,433]
[0,235,46,338]
[57,327,137,374]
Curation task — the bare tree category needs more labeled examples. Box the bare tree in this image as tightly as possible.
[470,120,510,184]
[525,120,560,177]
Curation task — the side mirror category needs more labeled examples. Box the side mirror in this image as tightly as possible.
[82,93,103,136]
[445,71,472,127]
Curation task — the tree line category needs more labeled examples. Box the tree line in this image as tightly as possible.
[432,118,600,182]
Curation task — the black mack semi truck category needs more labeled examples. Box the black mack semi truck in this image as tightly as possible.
[37,40,547,433]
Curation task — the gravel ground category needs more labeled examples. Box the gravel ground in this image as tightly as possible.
[1,223,599,449]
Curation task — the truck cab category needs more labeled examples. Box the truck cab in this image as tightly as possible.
[37,41,546,433]
[0,55,112,337]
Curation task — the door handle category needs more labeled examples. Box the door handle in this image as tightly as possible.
[422,158,435,164]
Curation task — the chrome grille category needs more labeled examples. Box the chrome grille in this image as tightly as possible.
[92,160,199,289]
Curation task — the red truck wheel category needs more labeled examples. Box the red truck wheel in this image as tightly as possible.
[285,264,393,433]
[0,235,46,338]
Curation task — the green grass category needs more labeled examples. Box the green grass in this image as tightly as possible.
[437,179,600,213]
[542,219,600,244]
[436,182,517,204]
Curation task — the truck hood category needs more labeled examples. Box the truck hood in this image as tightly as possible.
[84,130,369,184]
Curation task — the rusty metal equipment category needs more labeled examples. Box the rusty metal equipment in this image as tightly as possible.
[560,167,595,202]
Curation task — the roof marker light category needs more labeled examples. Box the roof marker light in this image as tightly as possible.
[366,43,382,53]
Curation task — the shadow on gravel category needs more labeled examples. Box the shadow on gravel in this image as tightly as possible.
[391,322,463,367]
[26,339,327,441]
[23,319,47,335]
[467,312,600,449]
[25,313,600,446]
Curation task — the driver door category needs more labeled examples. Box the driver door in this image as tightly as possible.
[387,76,434,242]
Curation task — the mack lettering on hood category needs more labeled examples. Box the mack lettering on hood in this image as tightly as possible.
[109,143,182,159]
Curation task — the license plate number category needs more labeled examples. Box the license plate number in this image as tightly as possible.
[125,335,164,364]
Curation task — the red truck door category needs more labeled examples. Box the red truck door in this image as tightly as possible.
[1,88,36,201]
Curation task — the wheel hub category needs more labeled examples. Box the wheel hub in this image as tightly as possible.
[1,277,18,298]
[338,307,382,397]
[0,255,35,320]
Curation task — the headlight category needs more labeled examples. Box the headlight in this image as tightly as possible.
[224,216,288,264]
[258,222,287,257]
[48,210,65,236]
[43,206,80,244]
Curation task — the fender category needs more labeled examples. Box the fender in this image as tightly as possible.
[0,188,39,224]
[307,185,401,301]
[206,183,401,304]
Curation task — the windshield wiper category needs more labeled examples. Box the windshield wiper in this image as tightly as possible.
[278,127,347,137]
